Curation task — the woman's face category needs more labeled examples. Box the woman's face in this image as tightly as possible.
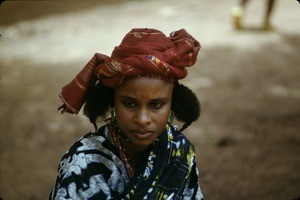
[114,77,173,150]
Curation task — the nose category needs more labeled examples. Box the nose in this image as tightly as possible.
[134,108,151,127]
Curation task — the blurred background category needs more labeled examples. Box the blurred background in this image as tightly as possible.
[0,0,299,199]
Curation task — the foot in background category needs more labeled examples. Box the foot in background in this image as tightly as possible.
[231,6,244,29]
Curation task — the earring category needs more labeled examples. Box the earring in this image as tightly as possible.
[110,108,131,143]
[169,111,174,124]
[111,108,115,121]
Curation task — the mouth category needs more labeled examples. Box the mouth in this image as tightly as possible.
[130,130,153,139]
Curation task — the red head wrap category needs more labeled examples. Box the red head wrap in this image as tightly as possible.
[59,28,200,114]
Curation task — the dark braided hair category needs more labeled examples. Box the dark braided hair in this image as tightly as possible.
[171,84,200,131]
[84,82,200,132]
[83,82,114,130]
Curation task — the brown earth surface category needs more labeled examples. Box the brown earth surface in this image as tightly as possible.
[0,1,299,199]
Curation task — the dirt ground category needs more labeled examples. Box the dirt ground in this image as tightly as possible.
[0,1,299,199]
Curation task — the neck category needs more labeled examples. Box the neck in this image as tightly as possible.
[120,137,148,166]
[111,120,149,167]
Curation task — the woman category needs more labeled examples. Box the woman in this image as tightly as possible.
[49,28,204,199]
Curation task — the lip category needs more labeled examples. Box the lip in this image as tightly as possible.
[130,130,153,139]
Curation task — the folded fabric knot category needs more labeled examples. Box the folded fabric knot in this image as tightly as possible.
[59,28,201,114]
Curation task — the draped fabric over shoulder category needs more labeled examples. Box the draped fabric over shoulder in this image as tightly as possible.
[49,124,204,200]
[58,28,200,114]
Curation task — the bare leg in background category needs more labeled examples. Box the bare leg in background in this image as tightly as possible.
[231,0,276,30]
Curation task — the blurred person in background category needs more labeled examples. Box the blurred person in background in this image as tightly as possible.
[49,28,204,199]
[231,0,276,30]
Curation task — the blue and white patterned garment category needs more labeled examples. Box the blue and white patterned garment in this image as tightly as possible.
[49,124,204,200]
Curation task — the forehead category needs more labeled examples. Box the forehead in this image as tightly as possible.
[115,77,174,98]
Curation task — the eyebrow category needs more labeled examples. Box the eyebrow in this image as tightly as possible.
[120,96,169,101]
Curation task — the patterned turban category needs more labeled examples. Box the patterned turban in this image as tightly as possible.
[59,28,201,114]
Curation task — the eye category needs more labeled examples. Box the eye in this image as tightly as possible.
[122,100,136,108]
[150,101,165,110]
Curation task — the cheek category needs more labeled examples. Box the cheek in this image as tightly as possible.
[154,106,171,125]
[114,103,136,132]
[114,104,129,123]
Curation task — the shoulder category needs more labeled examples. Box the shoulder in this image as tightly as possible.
[166,125,197,169]
[56,125,124,180]
[166,125,196,164]
[61,125,107,158]
[167,124,195,151]
[50,125,129,199]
